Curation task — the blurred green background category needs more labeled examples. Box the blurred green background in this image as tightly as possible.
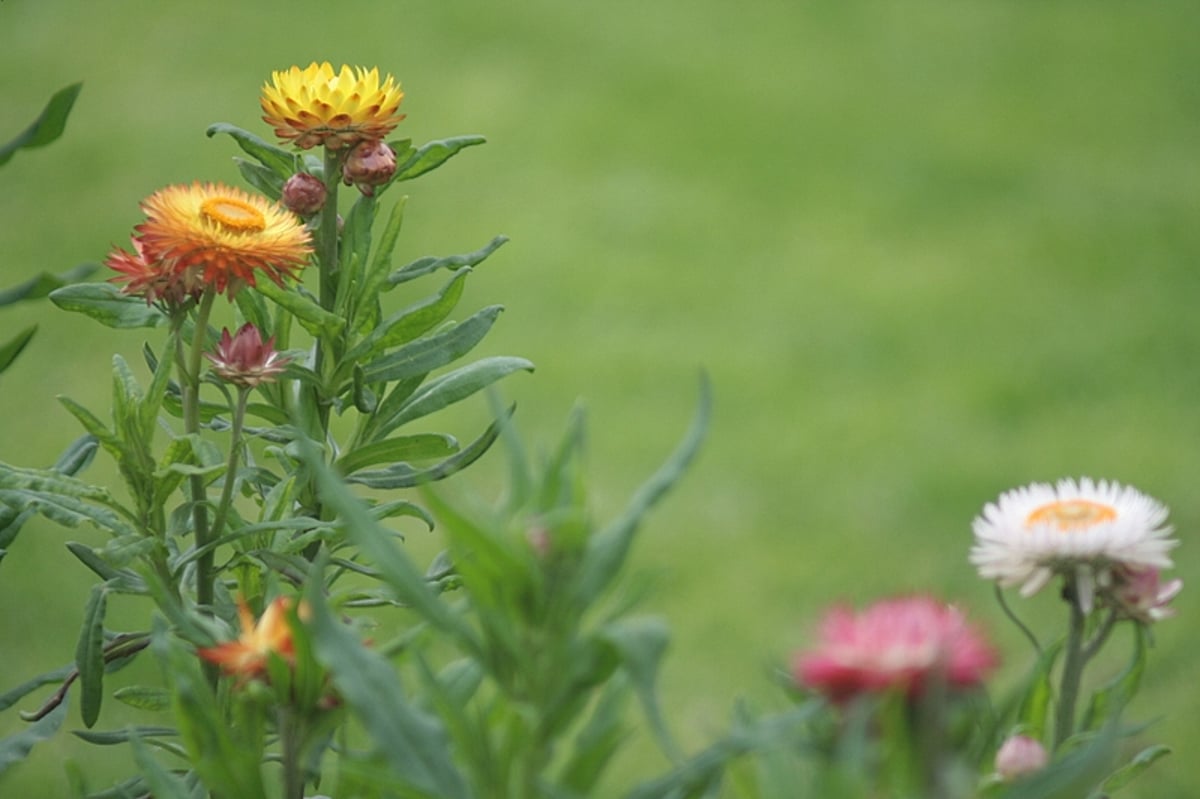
[3,0,1199,795]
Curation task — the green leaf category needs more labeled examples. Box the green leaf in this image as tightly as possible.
[391,134,486,184]
[50,283,167,329]
[388,235,508,287]
[0,487,135,538]
[1017,640,1065,742]
[0,697,67,776]
[253,277,344,338]
[375,356,534,436]
[304,573,472,799]
[342,267,471,367]
[298,438,474,643]
[65,542,147,594]
[601,617,680,762]
[127,733,192,799]
[359,305,505,385]
[1082,625,1146,732]
[576,375,710,602]
[336,433,459,477]
[75,584,109,728]
[0,263,96,307]
[0,82,82,167]
[0,325,36,375]
[206,122,298,178]
[560,676,632,794]
[0,437,96,567]
[354,197,408,330]
[74,725,178,745]
[347,415,504,490]
[1101,744,1171,793]
[112,687,172,713]
[234,157,284,200]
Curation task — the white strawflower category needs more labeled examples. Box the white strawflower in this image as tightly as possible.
[970,478,1175,611]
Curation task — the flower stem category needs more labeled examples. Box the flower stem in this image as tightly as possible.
[207,387,250,550]
[279,707,307,799]
[181,289,217,614]
[994,584,1043,657]
[1054,578,1088,750]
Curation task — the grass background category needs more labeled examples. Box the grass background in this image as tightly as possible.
[2,0,1199,795]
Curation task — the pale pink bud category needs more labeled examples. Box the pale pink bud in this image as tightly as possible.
[995,735,1048,781]
[206,323,290,387]
[281,173,326,216]
[1112,566,1182,623]
[342,139,396,196]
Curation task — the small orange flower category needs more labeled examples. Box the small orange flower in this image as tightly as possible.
[106,236,199,306]
[261,62,406,150]
[198,596,304,678]
[133,182,311,298]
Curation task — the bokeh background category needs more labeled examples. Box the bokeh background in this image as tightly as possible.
[3,0,1199,795]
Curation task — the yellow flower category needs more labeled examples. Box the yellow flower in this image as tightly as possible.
[198,596,304,678]
[135,182,311,297]
[261,62,406,150]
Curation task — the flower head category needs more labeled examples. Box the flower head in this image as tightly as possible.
[280,172,327,216]
[106,236,199,306]
[970,478,1175,609]
[261,62,405,150]
[133,182,311,298]
[793,596,997,702]
[198,596,305,679]
[206,323,290,387]
[995,734,1049,781]
[1108,566,1182,623]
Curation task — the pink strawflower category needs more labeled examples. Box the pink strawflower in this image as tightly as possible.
[206,323,290,387]
[1110,566,1182,623]
[995,734,1049,781]
[793,596,998,702]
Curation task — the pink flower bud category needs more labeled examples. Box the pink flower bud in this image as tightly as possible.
[206,323,290,387]
[995,735,1048,781]
[1111,566,1182,623]
[281,173,327,216]
[342,139,397,196]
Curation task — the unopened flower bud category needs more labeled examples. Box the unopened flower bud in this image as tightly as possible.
[342,139,397,196]
[281,173,327,216]
[995,735,1048,781]
[206,323,290,388]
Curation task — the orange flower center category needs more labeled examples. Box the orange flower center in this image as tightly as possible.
[201,197,267,233]
[1025,499,1117,531]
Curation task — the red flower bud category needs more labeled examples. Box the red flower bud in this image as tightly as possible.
[281,173,327,216]
[342,139,397,196]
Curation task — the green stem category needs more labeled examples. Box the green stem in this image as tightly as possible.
[181,289,217,614]
[279,707,307,799]
[311,146,342,439]
[1054,576,1088,750]
[994,583,1043,657]
[207,387,250,549]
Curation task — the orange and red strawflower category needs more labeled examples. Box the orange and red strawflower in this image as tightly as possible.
[793,595,997,702]
[123,182,311,299]
[106,236,199,306]
[198,596,306,679]
[261,62,406,150]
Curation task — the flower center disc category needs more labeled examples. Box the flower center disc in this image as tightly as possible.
[201,197,267,232]
[1025,499,1117,531]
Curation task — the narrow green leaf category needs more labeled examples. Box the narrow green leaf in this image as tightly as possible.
[298,438,474,643]
[355,197,408,330]
[388,235,507,287]
[0,697,67,776]
[601,617,680,762]
[1101,744,1171,793]
[0,82,82,167]
[1082,626,1146,732]
[0,665,73,712]
[359,306,505,385]
[561,676,632,794]
[234,157,284,200]
[75,584,109,728]
[0,325,36,374]
[253,278,344,337]
[576,375,710,602]
[304,574,472,799]
[342,267,471,367]
[0,263,96,307]
[0,489,136,537]
[112,687,173,712]
[347,415,503,489]
[391,135,486,184]
[336,433,458,477]
[65,542,147,594]
[1017,640,1065,742]
[376,356,534,435]
[206,122,298,178]
[74,725,178,745]
[127,733,192,799]
[50,283,167,329]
